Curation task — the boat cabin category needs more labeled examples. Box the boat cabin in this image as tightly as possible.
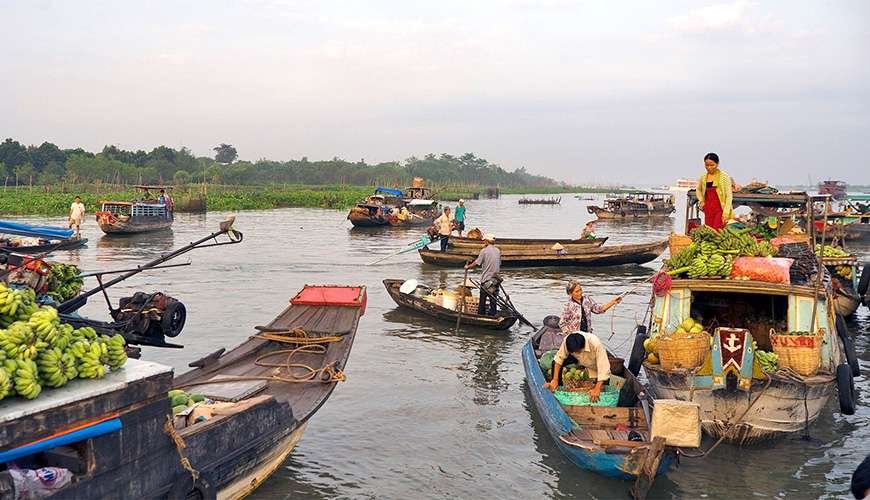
[99,201,171,220]
[602,191,675,214]
[685,190,815,235]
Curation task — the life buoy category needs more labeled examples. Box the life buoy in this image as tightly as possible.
[836,363,856,415]
[627,325,648,376]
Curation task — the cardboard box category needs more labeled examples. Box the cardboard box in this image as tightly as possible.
[650,399,701,448]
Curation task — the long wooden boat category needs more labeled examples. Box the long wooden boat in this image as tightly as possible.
[0,220,88,253]
[523,322,675,495]
[0,237,87,254]
[0,285,365,499]
[519,197,561,205]
[383,279,517,330]
[96,201,173,234]
[419,240,667,268]
[587,192,675,219]
[449,235,608,250]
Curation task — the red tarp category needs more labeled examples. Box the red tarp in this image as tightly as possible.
[291,285,366,313]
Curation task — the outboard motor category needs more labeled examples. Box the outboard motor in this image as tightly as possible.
[111,292,187,345]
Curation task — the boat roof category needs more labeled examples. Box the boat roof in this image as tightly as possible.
[375,187,403,197]
[687,189,810,208]
[100,201,167,207]
[845,194,870,201]
[0,220,74,240]
[407,199,437,206]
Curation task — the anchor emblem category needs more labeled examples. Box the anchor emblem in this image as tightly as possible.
[723,333,741,353]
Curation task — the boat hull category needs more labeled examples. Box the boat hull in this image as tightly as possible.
[348,216,390,227]
[587,206,674,219]
[0,238,87,253]
[217,423,307,500]
[643,364,835,444]
[449,236,608,250]
[419,240,667,268]
[98,218,172,234]
[383,279,517,330]
[522,342,674,479]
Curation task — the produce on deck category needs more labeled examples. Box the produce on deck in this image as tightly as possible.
[0,282,128,401]
[45,263,83,302]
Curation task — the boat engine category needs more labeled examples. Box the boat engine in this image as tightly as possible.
[111,292,187,345]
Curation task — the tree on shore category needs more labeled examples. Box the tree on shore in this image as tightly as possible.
[213,144,238,164]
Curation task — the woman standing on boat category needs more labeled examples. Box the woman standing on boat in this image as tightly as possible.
[559,280,621,334]
[696,152,734,230]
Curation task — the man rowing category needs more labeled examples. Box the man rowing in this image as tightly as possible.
[464,233,501,316]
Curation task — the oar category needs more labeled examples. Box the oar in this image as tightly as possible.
[471,278,536,329]
[497,282,537,329]
[455,265,470,333]
[366,235,431,266]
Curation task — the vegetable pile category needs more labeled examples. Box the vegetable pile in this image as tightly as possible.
[0,282,127,401]
[168,389,206,415]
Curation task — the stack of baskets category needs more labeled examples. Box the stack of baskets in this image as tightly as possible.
[769,330,821,376]
[658,330,711,371]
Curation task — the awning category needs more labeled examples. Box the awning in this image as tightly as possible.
[407,199,437,206]
[0,221,74,240]
[375,187,403,197]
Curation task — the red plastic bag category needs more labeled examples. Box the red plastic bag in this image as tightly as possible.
[730,257,793,284]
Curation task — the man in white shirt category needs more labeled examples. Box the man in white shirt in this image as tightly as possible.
[434,207,453,251]
[68,196,86,237]
[543,331,611,402]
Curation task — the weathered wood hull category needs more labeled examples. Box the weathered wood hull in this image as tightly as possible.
[98,217,172,234]
[643,364,835,444]
[419,240,668,268]
[383,279,517,330]
[347,212,390,227]
[523,340,674,480]
[0,237,87,254]
[449,236,608,250]
[587,206,675,219]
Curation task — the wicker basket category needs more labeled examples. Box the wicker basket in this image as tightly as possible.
[658,334,710,370]
[669,233,692,257]
[770,331,821,376]
[563,379,596,392]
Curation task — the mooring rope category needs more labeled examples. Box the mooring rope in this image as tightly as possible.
[164,416,200,482]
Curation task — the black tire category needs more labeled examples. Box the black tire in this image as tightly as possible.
[627,325,648,376]
[167,473,216,500]
[161,301,187,338]
[858,263,870,296]
[836,363,856,415]
[841,334,861,378]
[836,314,850,339]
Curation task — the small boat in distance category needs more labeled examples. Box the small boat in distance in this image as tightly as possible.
[0,220,87,253]
[668,178,696,192]
[95,185,173,235]
[519,196,561,205]
[818,179,847,200]
[347,181,440,228]
[587,192,675,219]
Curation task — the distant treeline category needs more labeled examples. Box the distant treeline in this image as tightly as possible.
[0,138,561,188]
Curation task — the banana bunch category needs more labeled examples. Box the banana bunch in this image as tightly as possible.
[103,335,127,371]
[690,225,720,243]
[28,306,61,345]
[0,285,27,318]
[687,255,709,279]
[1,322,46,359]
[72,326,98,342]
[816,244,849,258]
[0,367,10,400]
[755,350,779,373]
[37,347,77,388]
[46,263,84,302]
[71,341,106,379]
[665,242,698,271]
[11,358,41,399]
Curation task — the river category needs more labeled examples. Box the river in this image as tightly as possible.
[10,193,868,499]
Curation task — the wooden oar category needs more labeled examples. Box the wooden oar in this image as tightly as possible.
[366,235,431,266]
[470,278,536,329]
[455,266,469,334]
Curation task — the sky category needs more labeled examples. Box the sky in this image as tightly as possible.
[1,0,869,185]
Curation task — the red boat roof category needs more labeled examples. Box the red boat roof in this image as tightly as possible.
[291,285,367,310]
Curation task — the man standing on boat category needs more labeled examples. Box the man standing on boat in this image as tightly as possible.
[464,234,501,316]
[68,196,85,238]
[435,206,453,251]
[544,332,611,402]
[453,199,467,237]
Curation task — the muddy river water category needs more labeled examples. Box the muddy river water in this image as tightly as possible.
[13,194,869,499]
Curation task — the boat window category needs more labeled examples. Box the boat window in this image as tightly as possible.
[131,204,167,217]
[689,292,788,351]
[102,204,131,216]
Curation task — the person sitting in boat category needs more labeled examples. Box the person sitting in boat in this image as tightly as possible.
[464,234,501,316]
[543,331,611,402]
[559,280,621,334]
[435,206,453,251]
[696,152,734,230]
[580,220,596,240]
[453,199,467,236]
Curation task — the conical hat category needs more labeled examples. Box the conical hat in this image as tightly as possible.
[551,243,565,251]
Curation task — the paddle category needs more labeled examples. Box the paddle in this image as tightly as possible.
[455,265,470,334]
[366,235,432,266]
[470,278,536,329]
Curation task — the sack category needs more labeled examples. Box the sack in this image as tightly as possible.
[538,350,557,372]
[730,256,793,284]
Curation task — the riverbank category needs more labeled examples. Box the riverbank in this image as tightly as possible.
[0,183,628,216]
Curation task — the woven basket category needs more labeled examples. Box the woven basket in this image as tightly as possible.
[658,334,710,370]
[563,379,596,392]
[770,331,821,376]
[669,233,692,257]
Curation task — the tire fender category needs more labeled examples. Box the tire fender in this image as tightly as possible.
[167,473,216,500]
[836,314,860,377]
[627,325,648,376]
[858,263,870,300]
[836,363,856,415]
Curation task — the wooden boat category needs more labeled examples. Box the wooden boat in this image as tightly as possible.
[523,321,675,495]
[824,255,862,317]
[418,240,667,268]
[0,220,87,254]
[383,279,517,330]
[449,235,607,250]
[818,179,847,200]
[96,186,174,234]
[519,197,561,205]
[347,186,439,228]
[0,284,366,498]
[587,192,675,219]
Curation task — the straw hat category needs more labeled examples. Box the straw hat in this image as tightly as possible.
[551,243,565,251]
[458,199,465,204]
[483,233,496,242]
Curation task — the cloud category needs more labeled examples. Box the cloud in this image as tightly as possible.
[667,1,760,34]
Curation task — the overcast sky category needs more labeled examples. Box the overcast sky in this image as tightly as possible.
[2,0,868,185]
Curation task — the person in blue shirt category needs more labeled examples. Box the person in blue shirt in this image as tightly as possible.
[453,199,467,236]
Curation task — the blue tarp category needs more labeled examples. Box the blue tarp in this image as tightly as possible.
[375,187,403,197]
[0,221,74,240]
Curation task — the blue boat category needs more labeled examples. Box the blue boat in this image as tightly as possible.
[522,320,675,497]
[0,220,87,254]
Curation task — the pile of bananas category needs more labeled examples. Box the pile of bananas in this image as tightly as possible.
[0,283,129,402]
[666,225,777,278]
[816,244,849,258]
[45,263,83,302]
[754,346,779,373]
[835,265,854,280]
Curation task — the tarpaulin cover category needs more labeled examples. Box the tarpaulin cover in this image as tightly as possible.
[291,286,365,308]
[0,221,74,240]
[374,187,403,197]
